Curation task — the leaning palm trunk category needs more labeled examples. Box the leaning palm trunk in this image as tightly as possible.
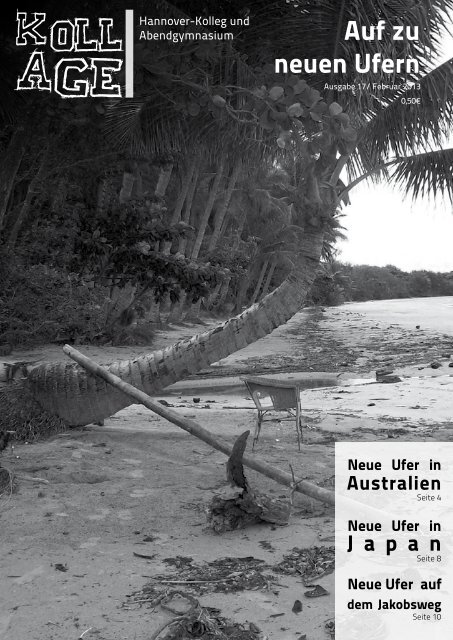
[162,158,197,255]
[190,157,226,260]
[207,160,241,252]
[211,273,232,312]
[5,227,324,428]
[250,260,269,305]
[260,259,277,300]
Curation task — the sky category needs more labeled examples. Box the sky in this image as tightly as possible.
[337,25,453,273]
[337,185,453,271]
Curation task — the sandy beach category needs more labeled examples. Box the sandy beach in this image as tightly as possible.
[1,299,452,640]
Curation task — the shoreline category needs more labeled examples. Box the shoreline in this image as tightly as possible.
[1,299,452,640]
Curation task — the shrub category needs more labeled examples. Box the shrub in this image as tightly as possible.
[0,255,106,347]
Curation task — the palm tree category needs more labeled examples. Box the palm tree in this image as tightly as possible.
[241,0,453,198]
[2,0,453,430]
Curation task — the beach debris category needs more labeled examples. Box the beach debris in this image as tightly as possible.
[143,534,159,542]
[325,619,335,638]
[387,428,408,438]
[126,547,335,637]
[377,373,402,384]
[273,546,335,585]
[54,563,68,572]
[158,399,173,407]
[430,361,441,369]
[127,556,275,599]
[160,591,198,616]
[207,431,293,532]
[376,366,393,376]
[133,551,157,560]
[292,599,303,613]
[375,367,402,383]
[304,585,329,598]
[146,597,265,640]
[162,556,194,570]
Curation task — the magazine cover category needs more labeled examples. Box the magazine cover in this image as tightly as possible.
[1,1,452,639]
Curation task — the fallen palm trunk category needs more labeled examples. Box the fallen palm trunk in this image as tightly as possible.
[63,345,335,506]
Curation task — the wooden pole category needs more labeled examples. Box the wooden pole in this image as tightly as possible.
[63,345,335,506]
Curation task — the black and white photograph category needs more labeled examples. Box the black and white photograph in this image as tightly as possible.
[1,1,453,638]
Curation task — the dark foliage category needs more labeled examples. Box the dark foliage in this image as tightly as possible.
[75,199,222,304]
[309,262,453,306]
[0,253,106,346]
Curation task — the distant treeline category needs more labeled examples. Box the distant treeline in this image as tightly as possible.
[309,263,453,306]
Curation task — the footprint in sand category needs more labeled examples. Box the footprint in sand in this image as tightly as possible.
[128,469,144,478]
[87,508,111,521]
[116,510,133,520]
[129,488,156,497]
[80,537,100,548]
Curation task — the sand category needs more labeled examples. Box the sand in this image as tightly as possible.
[1,302,452,640]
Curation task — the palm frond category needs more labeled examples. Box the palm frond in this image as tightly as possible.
[351,58,453,176]
[388,147,453,200]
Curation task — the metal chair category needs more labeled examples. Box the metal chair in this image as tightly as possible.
[242,376,303,450]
